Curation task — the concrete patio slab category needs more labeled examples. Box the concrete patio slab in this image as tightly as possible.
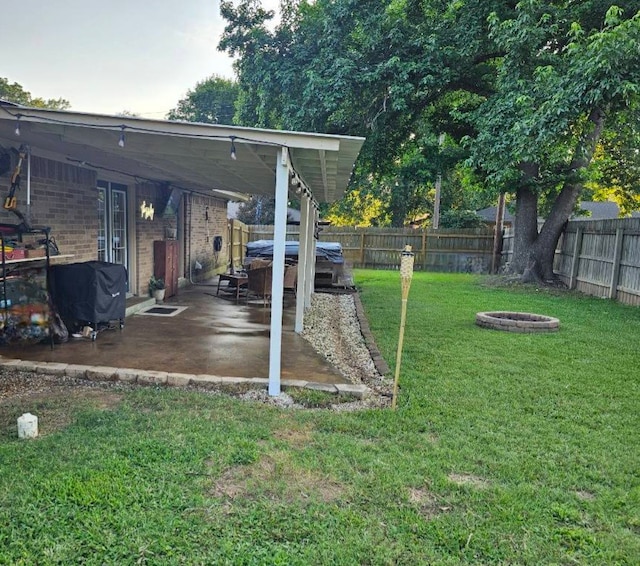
[0,282,350,389]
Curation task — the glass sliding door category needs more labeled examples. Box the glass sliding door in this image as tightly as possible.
[97,181,129,287]
[97,186,107,262]
[110,188,127,266]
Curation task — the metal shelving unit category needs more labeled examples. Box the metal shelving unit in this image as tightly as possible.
[0,225,53,345]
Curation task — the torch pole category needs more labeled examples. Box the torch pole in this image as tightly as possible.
[392,245,414,410]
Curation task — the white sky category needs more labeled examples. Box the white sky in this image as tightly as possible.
[3,0,279,118]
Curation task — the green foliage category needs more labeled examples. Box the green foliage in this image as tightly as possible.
[217,0,514,226]
[324,186,388,226]
[469,2,640,194]
[236,195,276,225]
[167,75,239,124]
[218,1,640,271]
[439,209,486,229]
[0,77,70,109]
[585,103,640,214]
[148,276,165,292]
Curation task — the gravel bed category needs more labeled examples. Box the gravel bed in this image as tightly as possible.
[302,293,392,397]
[0,372,129,402]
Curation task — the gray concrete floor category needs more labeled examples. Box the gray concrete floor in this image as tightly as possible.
[0,280,349,385]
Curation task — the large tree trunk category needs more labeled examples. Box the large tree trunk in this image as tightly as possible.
[510,107,606,282]
[510,165,539,274]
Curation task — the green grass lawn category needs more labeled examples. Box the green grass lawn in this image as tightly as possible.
[1,270,639,564]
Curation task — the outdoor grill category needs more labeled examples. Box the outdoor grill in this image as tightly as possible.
[49,261,127,340]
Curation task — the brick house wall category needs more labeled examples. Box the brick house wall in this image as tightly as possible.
[0,153,229,298]
[183,192,229,282]
[135,181,178,296]
[0,156,98,261]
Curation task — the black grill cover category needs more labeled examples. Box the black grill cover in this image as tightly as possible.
[50,261,127,324]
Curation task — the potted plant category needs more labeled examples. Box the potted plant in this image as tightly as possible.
[149,276,166,303]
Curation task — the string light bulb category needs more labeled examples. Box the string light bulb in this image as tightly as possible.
[230,136,237,160]
[14,115,21,136]
[292,175,302,194]
[118,126,126,148]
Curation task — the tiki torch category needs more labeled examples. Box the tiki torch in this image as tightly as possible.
[392,245,415,410]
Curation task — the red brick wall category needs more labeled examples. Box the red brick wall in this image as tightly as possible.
[0,153,230,296]
[0,155,98,261]
[135,182,177,295]
[135,185,228,292]
[184,193,228,282]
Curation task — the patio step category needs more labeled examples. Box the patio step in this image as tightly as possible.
[125,297,155,317]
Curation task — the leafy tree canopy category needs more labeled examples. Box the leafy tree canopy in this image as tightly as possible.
[236,195,276,225]
[220,1,640,280]
[0,77,70,110]
[167,75,239,124]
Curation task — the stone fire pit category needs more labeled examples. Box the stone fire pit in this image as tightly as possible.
[476,311,559,333]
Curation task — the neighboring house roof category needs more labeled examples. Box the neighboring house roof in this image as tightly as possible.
[0,102,364,204]
[572,201,640,220]
[476,206,515,223]
[477,201,640,224]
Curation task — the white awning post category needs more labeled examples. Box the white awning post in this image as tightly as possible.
[268,147,290,396]
[295,193,310,333]
[304,205,316,308]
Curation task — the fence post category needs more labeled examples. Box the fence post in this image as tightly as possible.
[360,232,365,267]
[609,228,625,299]
[569,226,584,290]
[421,230,427,271]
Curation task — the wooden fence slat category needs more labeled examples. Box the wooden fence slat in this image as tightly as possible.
[569,226,584,290]
[609,228,625,299]
[556,218,640,306]
[246,225,494,274]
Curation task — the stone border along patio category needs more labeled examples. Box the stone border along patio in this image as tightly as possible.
[475,311,560,333]
[352,292,390,376]
[0,358,369,399]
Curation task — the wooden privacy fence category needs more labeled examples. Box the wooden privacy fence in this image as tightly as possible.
[228,219,250,270]
[242,218,640,305]
[248,225,495,273]
[503,217,640,306]
[553,218,640,306]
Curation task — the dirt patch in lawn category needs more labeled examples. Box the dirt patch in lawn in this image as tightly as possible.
[408,487,450,519]
[448,473,490,489]
[574,490,596,501]
[272,423,315,447]
[211,450,345,505]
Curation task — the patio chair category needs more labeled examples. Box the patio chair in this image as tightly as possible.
[249,258,271,270]
[246,265,272,307]
[284,264,297,296]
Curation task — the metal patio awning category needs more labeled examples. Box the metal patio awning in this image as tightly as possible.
[0,103,364,203]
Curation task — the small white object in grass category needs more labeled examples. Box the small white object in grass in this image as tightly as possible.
[17,413,38,439]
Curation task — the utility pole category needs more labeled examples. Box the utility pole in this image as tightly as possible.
[491,193,506,274]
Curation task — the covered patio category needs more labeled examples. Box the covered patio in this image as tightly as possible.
[0,104,365,394]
